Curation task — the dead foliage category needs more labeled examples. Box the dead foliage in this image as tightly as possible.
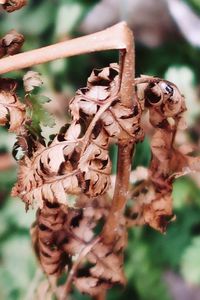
[0,64,199,298]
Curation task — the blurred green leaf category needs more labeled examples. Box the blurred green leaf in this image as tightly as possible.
[125,230,171,300]
[181,237,200,284]
[0,236,36,300]
[173,177,200,209]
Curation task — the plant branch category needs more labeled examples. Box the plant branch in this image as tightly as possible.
[0,22,131,75]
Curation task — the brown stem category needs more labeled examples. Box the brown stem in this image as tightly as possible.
[119,31,135,107]
[102,143,134,243]
[102,26,135,243]
[0,22,130,75]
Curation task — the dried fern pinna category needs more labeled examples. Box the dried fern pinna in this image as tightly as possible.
[0,19,199,300]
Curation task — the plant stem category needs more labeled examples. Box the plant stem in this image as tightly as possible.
[0,22,130,75]
[102,27,135,243]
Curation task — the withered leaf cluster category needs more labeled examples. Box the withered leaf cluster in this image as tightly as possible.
[126,78,200,232]
[12,64,142,209]
[0,63,199,298]
[10,64,139,296]
[31,195,125,296]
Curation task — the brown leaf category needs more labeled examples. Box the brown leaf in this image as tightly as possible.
[84,159,110,194]
[2,0,26,12]
[12,150,81,208]
[74,277,110,296]
[76,193,111,221]
[0,78,25,132]
[31,202,70,276]
[101,101,143,142]
[61,206,126,293]
[13,114,112,208]
[79,129,111,197]
[12,128,82,208]
[88,242,126,284]
[69,64,119,120]
[142,80,186,127]
[31,193,125,296]
[23,71,43,93]
[128,78,199,232]
[62,195,110,256]
[62,210,95,256]
[129,179,174,232]
[0,30,24,58]
[151,129,200,179]
[32,203,98,278]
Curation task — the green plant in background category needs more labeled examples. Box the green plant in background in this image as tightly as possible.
[0,1,200,300]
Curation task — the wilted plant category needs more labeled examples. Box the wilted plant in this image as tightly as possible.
[0,1,200,299]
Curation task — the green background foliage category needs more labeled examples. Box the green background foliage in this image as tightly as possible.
[0,1,200,299]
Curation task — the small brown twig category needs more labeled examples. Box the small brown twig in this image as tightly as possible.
[60,237,101,300]
[0,22,132,75]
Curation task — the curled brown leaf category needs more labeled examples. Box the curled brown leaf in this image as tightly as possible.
[1,0,26,12]
[128,78,200,232]
[31,202,70,276]
[0,30,24,58]
[23,71,43,93]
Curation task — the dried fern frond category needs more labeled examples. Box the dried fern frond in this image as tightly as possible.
[127,78,200,232]
[31,202,69,276]
[13,64,141,209]
[31,194,126,296]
